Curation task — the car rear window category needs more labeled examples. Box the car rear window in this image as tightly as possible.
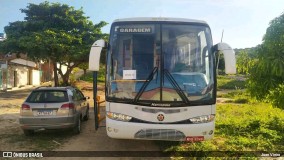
[26,90,68,103]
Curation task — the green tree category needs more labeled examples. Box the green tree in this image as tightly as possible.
[0,2,107,86]
[236,50,250,74]
[236,49,257,75]
[78,62,88,76]
[247,12,284,108]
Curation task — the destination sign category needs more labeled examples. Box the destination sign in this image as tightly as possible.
[116,27,153,33]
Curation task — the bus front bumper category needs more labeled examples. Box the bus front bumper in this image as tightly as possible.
[106,117,215,141]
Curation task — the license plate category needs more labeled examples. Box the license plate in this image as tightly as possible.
[37,110,53,116]
[185,136,204,142]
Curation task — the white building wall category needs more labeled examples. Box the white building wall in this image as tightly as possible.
[6,65,29,88]
[32,70,40,86]
[6,65,41,88]
[17,66,28,86]
[1,58,41,90]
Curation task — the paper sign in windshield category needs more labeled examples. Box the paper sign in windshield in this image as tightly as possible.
[123,70,136,80]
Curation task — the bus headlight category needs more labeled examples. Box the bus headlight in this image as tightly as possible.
[189,114,215,123]
[107,112,132,122]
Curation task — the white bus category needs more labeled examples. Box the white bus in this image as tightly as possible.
[89,17,236,141]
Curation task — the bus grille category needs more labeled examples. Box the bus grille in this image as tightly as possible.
[141,108,181,114]
[134,129,185,141]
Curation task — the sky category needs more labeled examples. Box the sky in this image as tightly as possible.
[0,0,284,49]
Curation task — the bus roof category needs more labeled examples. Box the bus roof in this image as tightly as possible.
[113,17,208,25]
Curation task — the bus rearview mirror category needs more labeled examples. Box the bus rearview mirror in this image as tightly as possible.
[89,39,106,71]
[215,42,236,74]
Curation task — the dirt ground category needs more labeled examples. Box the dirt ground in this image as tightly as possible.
[0,81,164,159]
[0,81,98,151]
[0,88,32,145]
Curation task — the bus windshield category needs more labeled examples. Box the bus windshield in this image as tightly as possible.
[106,22,215,106]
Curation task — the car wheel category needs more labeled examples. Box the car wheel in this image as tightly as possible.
[83,107,89,121]
[73,116,81,134]
[23,130,34,136]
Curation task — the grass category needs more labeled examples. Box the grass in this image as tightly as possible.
[160,103,284,159]
[217,89,252,104]
[216,103,284,151]
[217,75,246,90]
[158,75,284,158]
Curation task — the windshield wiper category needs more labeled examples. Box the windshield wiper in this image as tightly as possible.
[133,68,189,104]
[163,69,190,104]
[133,67,158,103]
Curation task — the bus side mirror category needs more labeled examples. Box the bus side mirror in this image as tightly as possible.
[214,42,236,74]
[89,39,106,71]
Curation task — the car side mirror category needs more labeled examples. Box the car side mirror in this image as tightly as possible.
[83,96,90,101]
[214,42,236,74]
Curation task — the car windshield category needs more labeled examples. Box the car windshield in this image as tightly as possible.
[106,22,215,106]
[26,90,68,103]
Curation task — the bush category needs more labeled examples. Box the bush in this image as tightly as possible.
[267,84,284,109]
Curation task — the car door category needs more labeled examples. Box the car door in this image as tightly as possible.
[76,89,87,117]
[72,89,84,117]
[72,89,82,117]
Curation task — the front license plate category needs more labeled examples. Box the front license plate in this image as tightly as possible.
[185,136,204,142]
[37,110,53,116]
